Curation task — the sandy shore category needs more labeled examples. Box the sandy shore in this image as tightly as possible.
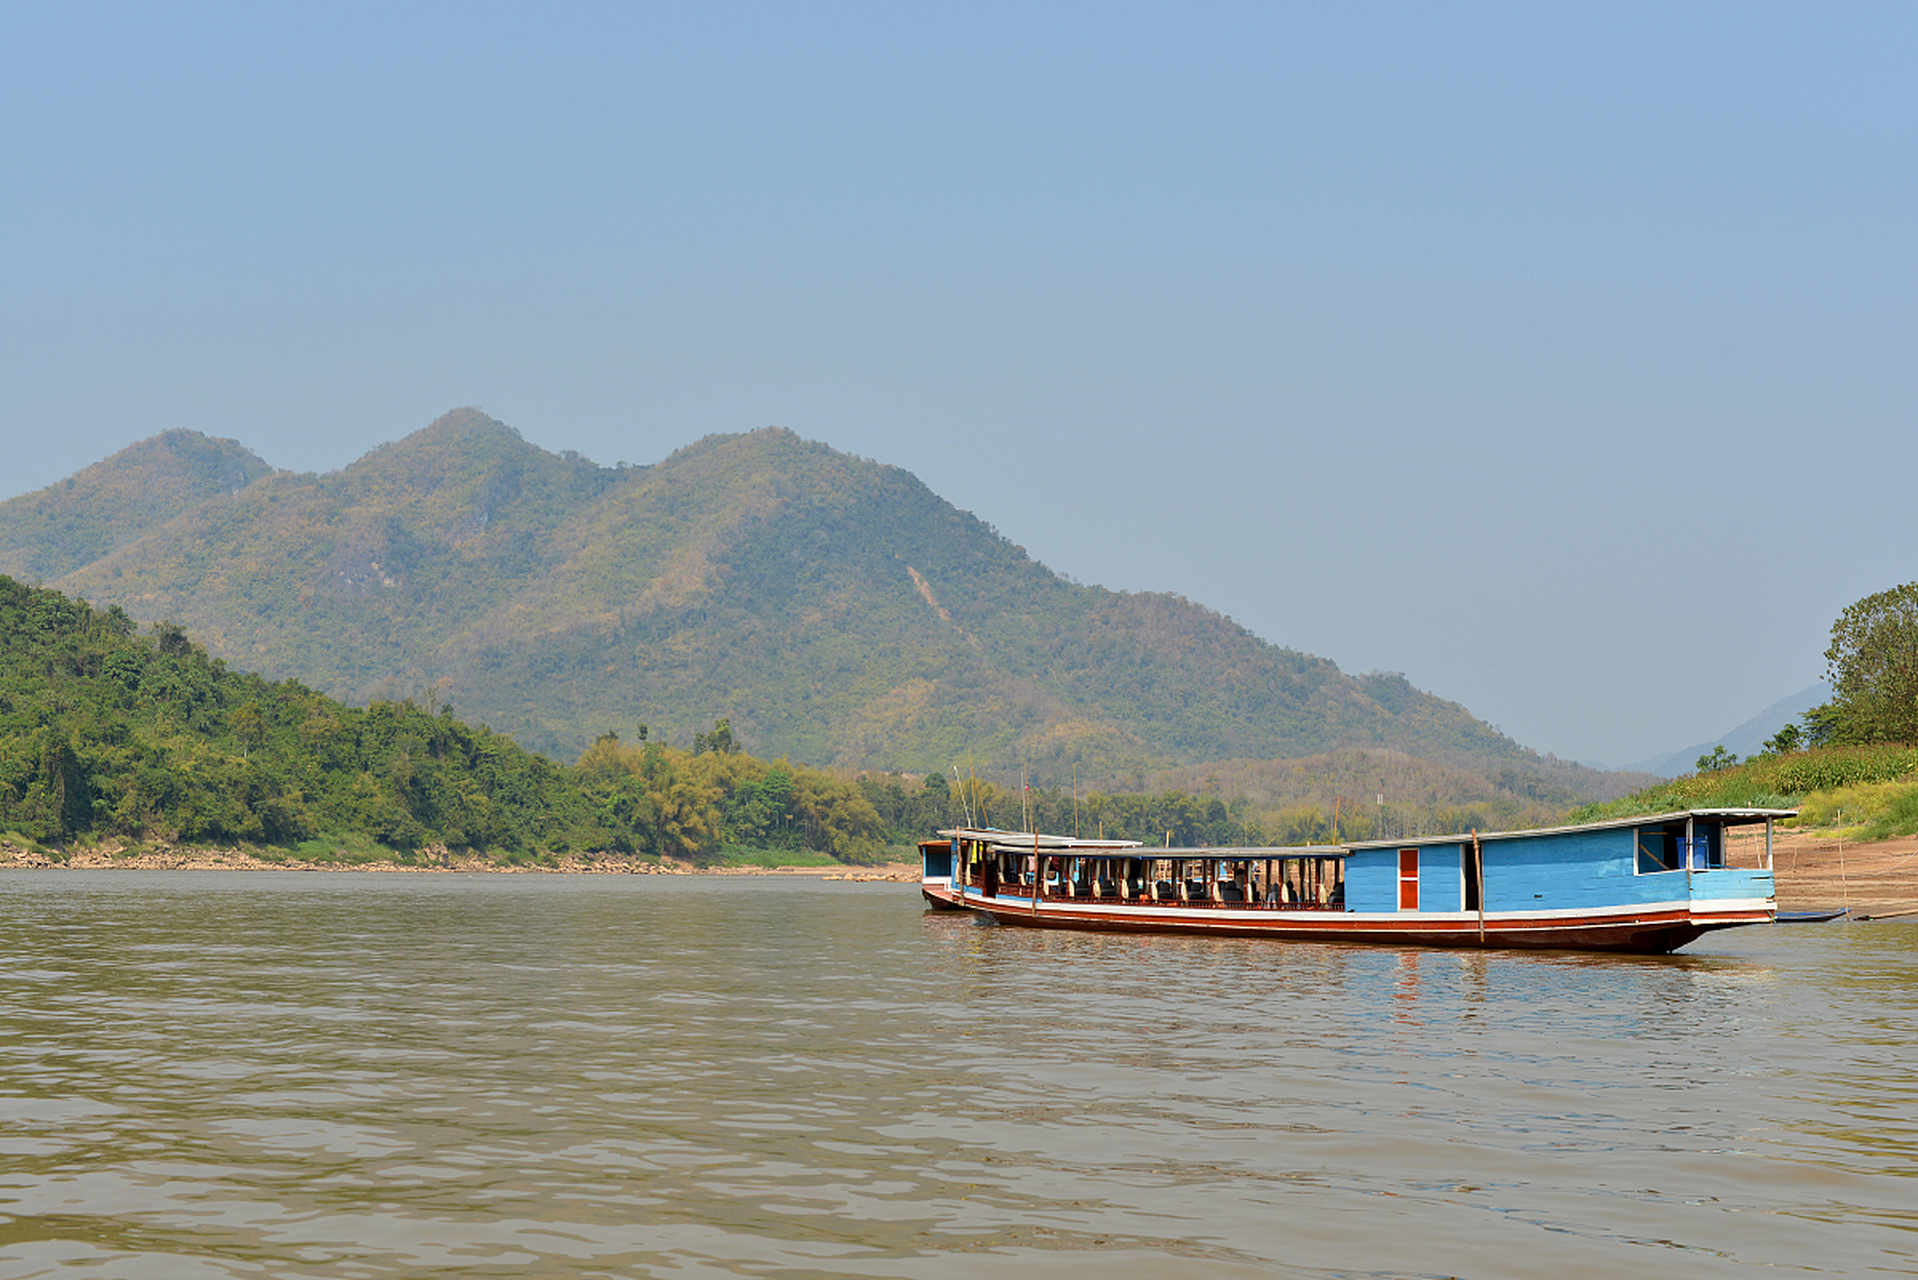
[0,841,920,882]
[1767,829,1918,917]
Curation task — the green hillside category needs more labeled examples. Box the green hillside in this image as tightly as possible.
[0,429,273,582]
[0,575,887,861]
[20,408,1590,792]
[2,574,1579,862]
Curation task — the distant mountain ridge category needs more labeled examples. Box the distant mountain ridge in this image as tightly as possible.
[1627,683,1830,778]
[0,430,272,583]
[8,409,1617,795]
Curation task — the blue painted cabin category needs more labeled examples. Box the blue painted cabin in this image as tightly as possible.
[1342,808,1786,916]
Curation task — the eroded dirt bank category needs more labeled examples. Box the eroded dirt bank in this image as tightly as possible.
[1767,830,1918,915]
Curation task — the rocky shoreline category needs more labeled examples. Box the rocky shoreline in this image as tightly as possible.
[0,840,919,882]
[7,834,1914,914]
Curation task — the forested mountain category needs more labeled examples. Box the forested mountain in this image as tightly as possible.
[0,430,272,582]
[0,575,1604,859]
[12,409,1607,794]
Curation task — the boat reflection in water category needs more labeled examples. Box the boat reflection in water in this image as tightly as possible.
[920,808,1789,954]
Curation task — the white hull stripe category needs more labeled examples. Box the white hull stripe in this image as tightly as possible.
[943,887,1770,926]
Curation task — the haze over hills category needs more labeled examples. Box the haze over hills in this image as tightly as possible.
[7,409,1636,800]
[1627,683,1830,778]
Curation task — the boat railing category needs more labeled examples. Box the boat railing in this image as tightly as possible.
[960,868,1343,910]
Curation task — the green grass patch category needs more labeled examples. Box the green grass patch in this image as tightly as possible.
[710,844,843,869]
[294,833,407,865]
[492,848,560,868]
[1760,745,1918,794]
[1791,780,1914,831]
[1864,786,1918,840]
[1570,744,1918,837]
[1824,782,1918,841]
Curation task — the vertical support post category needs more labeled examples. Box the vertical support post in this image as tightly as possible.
[1765,816,1773,871]
[1685,814,1695,892]
[1474,830,1486,945]
[1031,830,1041,916]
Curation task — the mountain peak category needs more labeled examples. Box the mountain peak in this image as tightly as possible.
[24,409,1560,789]
[0,428,274,582]
[418,406,523,446]
[344,407,528,475]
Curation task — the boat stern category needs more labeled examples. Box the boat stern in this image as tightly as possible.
[918,837,967,911]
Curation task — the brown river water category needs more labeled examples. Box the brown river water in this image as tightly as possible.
[0,872,1913,1279]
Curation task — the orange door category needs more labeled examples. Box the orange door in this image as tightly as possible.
[1398,849,1419,910]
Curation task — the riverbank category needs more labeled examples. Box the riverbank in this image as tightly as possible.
[9,833,1915,914]
[1769,829,1918,916]
[0,840,919,881]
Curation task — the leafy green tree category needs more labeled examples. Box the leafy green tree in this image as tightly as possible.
[693,717,740,755]
[1695,745,1739,774]
[1821,583,1918,745]
[1802,702,1845,748]
[1761,723,1802,756]
[232,702,267,758]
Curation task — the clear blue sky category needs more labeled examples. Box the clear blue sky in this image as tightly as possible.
[4,3,1913,767]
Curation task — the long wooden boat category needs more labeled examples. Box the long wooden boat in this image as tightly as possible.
[919,808,1790,954]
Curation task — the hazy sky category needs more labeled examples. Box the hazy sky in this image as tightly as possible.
[4,3,1913,767]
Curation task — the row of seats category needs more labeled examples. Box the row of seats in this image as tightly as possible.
[981,871,1336,906]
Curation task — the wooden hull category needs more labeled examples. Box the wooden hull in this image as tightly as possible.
[935,885,1769,954]
[921,882,968,911]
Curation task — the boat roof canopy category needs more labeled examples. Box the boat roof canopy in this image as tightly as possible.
[939,829,1345,858]
[1152,845,1348,859]
[1344,807,1799,851]
[942,808,1797,859]
[941,828,1141,852]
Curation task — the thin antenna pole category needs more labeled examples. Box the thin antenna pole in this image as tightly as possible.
[1838,808,1850,917]
[966,755,982,829]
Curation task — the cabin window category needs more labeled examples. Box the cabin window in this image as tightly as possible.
[1635,826,1682,873]
[1634,822,1724,873]
[1462,842,1481,912]
[1689,826,1724,869]
[922,843,953,878]
[1397,849,1419,910]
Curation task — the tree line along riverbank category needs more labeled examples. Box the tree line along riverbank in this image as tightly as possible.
[0,575,1523,865]
[7,571,1916,882]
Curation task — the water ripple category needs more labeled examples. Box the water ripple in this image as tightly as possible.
[0,872,1913,1277]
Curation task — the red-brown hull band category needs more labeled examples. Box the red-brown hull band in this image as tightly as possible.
[947,897,1764,954]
